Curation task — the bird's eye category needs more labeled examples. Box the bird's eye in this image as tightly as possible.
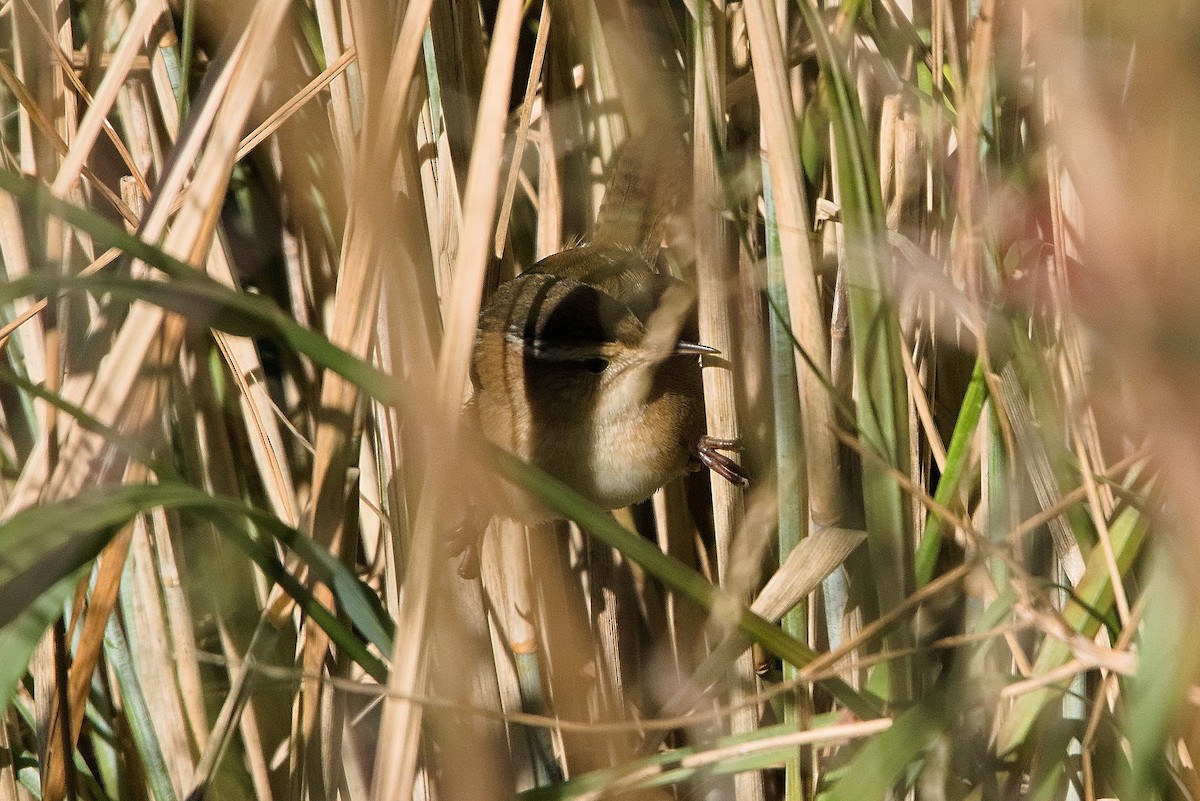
[583,357,609,374]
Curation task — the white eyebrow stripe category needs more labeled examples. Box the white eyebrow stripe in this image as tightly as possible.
[503,330,555,359]
[504,331,611,363]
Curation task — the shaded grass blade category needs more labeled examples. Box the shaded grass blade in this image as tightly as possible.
[492,447,881,718]
[0,169,399,405]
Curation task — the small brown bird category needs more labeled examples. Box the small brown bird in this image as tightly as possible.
[470,242,747,516]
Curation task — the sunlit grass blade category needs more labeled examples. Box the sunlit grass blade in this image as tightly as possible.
[915,359,986,585]
[1125,555,1197,798]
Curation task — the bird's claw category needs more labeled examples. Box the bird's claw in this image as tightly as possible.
[445,523,483,580]
[694,435,750,487]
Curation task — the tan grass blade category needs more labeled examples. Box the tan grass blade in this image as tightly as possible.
[4,14,296,798]
[752,527,867,622]
[6,0,294,517]
[535,126,562,258]
[236,45,358,162]
[0,720,26,801]
[950,0,997,295]
[146,498,209,753]
[4,6,283,525]
[311,0,357,161]
[123,507,197,798]
[23,40,331,527]
[205,237,299,525]
[306,0,444,796]
[289,0,440,792]
[176,352,280,801]
[372,0,527,796]
[899,330,948,472]
[0,193,47,389]
[642,526,865,753]
[0,56,136,225]
[415,89,463,304]
[11,0,146,188]
[481,515,537,681]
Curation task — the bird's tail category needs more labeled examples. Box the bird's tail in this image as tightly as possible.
[592,131,689,263]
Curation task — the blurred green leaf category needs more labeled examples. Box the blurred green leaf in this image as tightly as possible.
[822,695,948,801]
[0,482,391,708]
[1125,553,1198,798]
[0,487,155,629]
[0,571,86,711]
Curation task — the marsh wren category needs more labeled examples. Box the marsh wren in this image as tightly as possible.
[470,242,747,517]
[455,132,746,578]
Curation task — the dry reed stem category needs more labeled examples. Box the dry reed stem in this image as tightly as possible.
[578,718,893,801]
[39,524,134,801]
[693,5,763,800]
[0,55,136,224]
[949,0,995,294]
[742,0,842,528]
[13,0,150,197]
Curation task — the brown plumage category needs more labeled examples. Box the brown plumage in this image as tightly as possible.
[471,244,745,515]
[467,134,744,533]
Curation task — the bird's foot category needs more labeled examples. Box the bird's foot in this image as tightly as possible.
[445,518,484,580]
[693,436,750,487]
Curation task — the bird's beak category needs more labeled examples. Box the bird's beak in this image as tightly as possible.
[674,341,720,356]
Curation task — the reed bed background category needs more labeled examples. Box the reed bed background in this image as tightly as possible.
[0,0,1193,799]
